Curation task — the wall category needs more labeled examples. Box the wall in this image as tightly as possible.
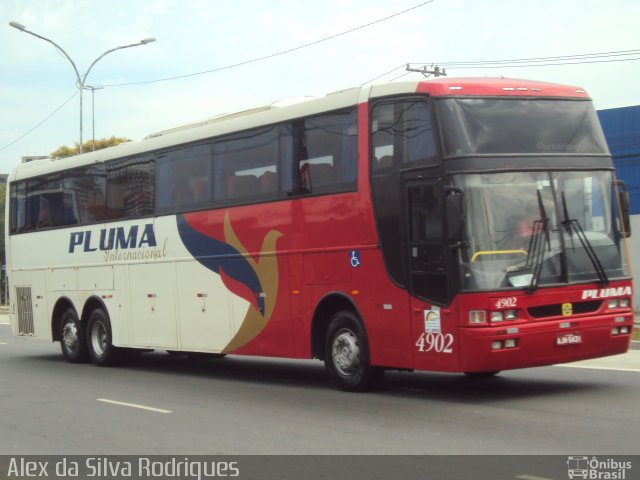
[598,106,640,309]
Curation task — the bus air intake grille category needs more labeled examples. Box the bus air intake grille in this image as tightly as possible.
[527,300,601,319]
[15,286,35,335]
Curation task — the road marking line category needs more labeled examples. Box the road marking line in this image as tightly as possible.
[554,364,640,373]
[0,341,7,345]
[516,475,553,480]
[97,398,172,413]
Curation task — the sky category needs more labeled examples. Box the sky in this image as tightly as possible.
[1,0,639,173]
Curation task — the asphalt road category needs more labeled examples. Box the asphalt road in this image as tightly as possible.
[1,322,639,457]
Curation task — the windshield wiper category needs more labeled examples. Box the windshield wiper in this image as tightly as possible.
[560,192,609,286]
[524,191,551,294]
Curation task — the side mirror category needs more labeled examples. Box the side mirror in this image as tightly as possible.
[444,188,464,244]
[616,181,631,238]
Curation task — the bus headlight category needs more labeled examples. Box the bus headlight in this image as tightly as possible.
[469,310,487,325]
[490,310,517,323]
[608,299,619,309]
[619,298,630,308]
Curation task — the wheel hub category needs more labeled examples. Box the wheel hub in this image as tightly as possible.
[90,321,107,357]
[62,322,78,353]
[332,329,360,375]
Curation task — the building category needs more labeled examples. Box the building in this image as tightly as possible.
[598,105,640,309]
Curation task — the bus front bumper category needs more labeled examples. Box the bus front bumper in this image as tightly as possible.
[458,313,634,373]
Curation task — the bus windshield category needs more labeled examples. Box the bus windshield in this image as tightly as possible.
[454,171,628,291]
[436,98,609,156]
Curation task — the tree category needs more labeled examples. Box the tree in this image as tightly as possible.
[50,136,131,159]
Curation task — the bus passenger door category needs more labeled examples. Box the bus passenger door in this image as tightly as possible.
[405,180,457,370]
[405,180,450,305]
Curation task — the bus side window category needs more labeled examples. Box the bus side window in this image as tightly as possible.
[213,126,280,205]
[107,156,154,220]
[376,155,394,170]
[22,176,77,230]
[260,170,277,194]
[46,193,66,227]
[227,174,260,199]
[371,102,396,172]
[156,145,212,214]
[289,108,357,195]
[371,97,437,172]
[9,183,25,234]
[69,165,107,224]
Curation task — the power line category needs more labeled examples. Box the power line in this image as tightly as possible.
[425,48,640,67]
[0,91,78,153]
[102,0,436,88]
[359,64,407,86]
[446,56,640,70]
[387,71,413,82]
[361,49,640,85]
[400,49,640,74]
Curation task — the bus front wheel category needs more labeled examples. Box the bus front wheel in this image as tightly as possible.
[60,308,89,363]
[324,311,383,392]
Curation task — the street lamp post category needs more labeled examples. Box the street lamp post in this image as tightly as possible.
[86,85,105,151]
[9,21,155,154]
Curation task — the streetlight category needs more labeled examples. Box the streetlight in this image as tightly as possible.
[86,85,105,151]
[9,21,155,154]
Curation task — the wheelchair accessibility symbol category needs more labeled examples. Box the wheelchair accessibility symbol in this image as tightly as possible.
[349,250,361,268]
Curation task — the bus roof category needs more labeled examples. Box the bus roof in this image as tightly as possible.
[415,77,591,98]
[9,77,592,181]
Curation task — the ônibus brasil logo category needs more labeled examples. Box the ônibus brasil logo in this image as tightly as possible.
[567,456,632,479]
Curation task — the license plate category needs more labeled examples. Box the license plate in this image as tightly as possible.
[556,333,582,346]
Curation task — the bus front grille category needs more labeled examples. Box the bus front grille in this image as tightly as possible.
[15,287,35,335]
[527,300,602,319]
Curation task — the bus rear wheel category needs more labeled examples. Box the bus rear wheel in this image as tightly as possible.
[87,308,127,366]
[60,308,89,363]
[324,311,383,392]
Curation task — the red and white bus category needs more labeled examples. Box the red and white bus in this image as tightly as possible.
[5,77,634,391]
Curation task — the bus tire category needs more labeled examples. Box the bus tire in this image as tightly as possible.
[60,308,89,363]
[324,310,383,392]
[87,308,122,367]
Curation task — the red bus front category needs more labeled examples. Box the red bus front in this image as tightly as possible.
[367,79,633,379]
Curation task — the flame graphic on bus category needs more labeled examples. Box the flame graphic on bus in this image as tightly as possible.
[177,212,282,352]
